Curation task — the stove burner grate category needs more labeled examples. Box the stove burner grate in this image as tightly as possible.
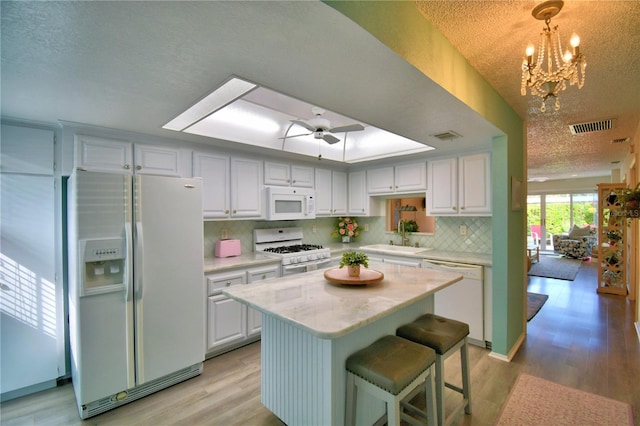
[263,244,324,254]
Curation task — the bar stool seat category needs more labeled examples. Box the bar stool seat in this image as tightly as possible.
[345,335,437,426]
[397,314,471,426]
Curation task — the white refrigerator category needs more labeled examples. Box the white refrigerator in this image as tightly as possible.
[67,171,205,419]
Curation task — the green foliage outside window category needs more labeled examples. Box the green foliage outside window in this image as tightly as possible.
[527,193,596,236]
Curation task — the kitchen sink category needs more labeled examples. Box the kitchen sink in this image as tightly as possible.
[358,244,432,255]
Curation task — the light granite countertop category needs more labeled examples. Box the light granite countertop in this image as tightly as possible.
[203,253,281,274]
[333,244,492,266]
[419,250,492,266]
[223,261,462,339]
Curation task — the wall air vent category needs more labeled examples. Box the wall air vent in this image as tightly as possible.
[569,119,613,135]
[432,131,462,141]
[611,137,629,144]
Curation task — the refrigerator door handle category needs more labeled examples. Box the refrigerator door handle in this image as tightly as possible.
[124,222,133,302]
[136,221,144,300]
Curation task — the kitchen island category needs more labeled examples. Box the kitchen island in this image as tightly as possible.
[223,261,462,425]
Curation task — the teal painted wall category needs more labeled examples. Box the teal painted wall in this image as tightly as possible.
[325,1,526,357]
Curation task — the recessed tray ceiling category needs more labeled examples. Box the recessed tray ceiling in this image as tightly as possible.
[163,76,435,163]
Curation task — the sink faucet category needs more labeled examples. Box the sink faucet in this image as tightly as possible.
[397,219,410,246]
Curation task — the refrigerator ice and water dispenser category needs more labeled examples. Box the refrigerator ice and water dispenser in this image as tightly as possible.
[80,238,126,294]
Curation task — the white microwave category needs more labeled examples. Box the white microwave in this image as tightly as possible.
[265,187,316,221]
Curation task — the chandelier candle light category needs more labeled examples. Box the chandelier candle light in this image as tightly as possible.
[521,0,586,112]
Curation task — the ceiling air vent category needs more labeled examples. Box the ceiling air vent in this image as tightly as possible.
[432,131,462,141]
[611,137,630,144]
[569,119,613,135]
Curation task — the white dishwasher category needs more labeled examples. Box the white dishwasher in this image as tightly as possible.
[421,259,485,347]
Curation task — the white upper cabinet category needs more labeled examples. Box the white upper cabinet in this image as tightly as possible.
[315,168,347,216]
[194,154,263,219]
[75,135,133,174]
[134,144,180,176]
[428,152,491,216]
[348,170,369,215]
[76,134,181,176]
[427,157,457,214]
[264,162,314,188]
[1,125,54,174]
[193,152,230,219]
[230,157,263,218]
[458,153,491,214]
[367,163,426,194]
[367,166,394,194]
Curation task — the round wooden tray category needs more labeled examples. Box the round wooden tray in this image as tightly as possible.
[323,268,384,285]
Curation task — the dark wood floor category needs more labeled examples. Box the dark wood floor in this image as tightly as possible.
[2,257,638,425]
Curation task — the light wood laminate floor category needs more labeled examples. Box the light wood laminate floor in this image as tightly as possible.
[2,258,639,425]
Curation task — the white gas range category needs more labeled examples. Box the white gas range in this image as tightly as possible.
[254,227,331,276]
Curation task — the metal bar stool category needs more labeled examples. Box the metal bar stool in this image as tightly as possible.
[397,314,471,426]
[345,335,438,426]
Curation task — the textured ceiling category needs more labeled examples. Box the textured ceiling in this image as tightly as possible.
[415,0,640,181]
[1,2,638,181]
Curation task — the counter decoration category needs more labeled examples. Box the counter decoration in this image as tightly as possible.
[619,183,640,219]
[339,251,369,277]
[332,217,360,243]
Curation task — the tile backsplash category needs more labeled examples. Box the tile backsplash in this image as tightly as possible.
[203,216,491,257]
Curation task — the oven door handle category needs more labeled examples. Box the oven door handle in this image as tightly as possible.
[282,263,309,273]
[283,258,331,273]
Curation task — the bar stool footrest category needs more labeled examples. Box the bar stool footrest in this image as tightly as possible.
[445,382,464,394]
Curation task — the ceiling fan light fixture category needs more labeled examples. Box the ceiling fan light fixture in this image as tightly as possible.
[520,0,586,112]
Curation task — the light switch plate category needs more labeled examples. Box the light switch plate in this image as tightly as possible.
[459,225,467,236]
[221,229,229,239]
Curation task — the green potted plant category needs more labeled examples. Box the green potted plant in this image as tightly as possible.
[619,183,640,218]
[606,230,622,245]
[339,251,369,277]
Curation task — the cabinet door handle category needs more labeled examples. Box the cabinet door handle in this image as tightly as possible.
[226,281,231,287]
[452,206,457,211]
[136,165,142,171]
[262,274,266,280]
[123,164,130,170]
[225,210,230,214]
[460,206,465,210]
[233,209,237,214]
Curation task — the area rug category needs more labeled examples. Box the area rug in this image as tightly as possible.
[527,255,582,281]
[526,292,548,321]
[495,373,634,426]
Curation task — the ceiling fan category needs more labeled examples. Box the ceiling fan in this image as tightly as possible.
[286,107,365,144]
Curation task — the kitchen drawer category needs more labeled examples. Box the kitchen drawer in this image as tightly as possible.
[247,265,280,283]
[206,271,246,296]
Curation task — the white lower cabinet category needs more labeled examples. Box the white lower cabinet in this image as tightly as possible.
[246,265,280,337]
[205,263,280,357]
[207,294,247,352]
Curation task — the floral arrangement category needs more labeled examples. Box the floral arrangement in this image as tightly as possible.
[332,217,360,239]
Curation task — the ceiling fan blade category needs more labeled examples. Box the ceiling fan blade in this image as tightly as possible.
[329,123,365,133]
[323,134,341,145]
[291,119,315,133]
[278,132,312,140]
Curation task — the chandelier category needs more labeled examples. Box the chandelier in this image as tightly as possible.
[521,0,586,112]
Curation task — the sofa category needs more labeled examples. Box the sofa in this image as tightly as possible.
[553,225,597,259]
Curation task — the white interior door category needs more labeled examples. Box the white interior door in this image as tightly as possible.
[1,174,57,395]
[1,124,58,398]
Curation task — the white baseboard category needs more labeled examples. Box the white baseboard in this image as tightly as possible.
[488,331,526,362]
